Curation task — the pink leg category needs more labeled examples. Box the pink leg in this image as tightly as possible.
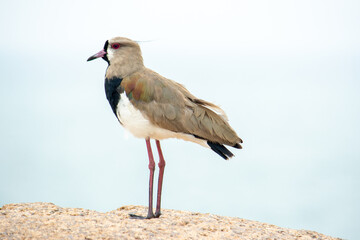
[155,140,166,218]
[145,138,156,219]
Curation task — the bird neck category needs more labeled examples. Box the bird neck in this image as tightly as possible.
[106,55,145,79]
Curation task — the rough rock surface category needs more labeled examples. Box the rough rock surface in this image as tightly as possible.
[0,202,341,240]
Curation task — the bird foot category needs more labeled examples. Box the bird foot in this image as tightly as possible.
[129,213,146,219]
[129,212,156,219]
[155,211,161,218]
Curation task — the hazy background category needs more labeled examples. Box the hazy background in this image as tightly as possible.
[1,0,359,239]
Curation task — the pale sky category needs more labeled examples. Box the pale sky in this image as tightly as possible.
[0,0,359,239]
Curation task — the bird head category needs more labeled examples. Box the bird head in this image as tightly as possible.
[87,37,144,77]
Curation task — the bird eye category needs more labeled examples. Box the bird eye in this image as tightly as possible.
[111,43,120,49]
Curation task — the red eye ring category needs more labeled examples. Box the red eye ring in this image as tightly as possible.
[111,43,120,49]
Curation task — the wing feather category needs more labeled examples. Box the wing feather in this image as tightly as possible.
[121,69,242,146]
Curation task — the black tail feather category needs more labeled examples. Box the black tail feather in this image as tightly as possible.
[233,143,242,149]
[207,141,234,160]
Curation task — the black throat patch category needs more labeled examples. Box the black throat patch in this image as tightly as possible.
[104,77,123,115]
[102,40,109,64]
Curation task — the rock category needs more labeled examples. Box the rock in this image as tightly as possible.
[0,202,341,240]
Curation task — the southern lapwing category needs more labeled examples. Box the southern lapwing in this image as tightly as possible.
[87,37,242,219]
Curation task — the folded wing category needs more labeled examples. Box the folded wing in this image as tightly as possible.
[121,69,243,148]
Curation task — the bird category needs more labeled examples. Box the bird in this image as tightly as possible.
[87,37,242,219]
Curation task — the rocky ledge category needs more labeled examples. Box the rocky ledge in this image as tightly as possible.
[0,202,341,239]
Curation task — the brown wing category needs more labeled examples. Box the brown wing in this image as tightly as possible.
[121,68,242,147]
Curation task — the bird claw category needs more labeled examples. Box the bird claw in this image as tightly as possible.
[155,211,161,218]
[129,213,147,219]
[129,212,157,219]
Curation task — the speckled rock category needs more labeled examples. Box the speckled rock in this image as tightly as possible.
[0,202,341,239]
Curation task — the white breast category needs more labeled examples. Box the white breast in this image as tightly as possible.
[116,92,208,148]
